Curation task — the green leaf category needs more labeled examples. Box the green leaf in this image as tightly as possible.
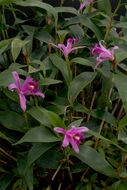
[17,154,33,190]
[116,52,127,64]
[36,150,64,169]
[71,57,94,67]
[49,54,68,85]
[0,111,26,132]
[118,128,127,144]
[69,25,84,40]
[97,0,112,16]
[79,15,104,41]
[88,130,127,152]
[34,29,51,44]
[0,131,12,143]
[74,145,118,178]
[38,78,62,86]
[118,115,127,130]
[74,103,117,126]
[55,6,78,15]
[68,72,96,103]
[27,142,57,166]
[37,107,66,128]
[14,126,59,145]
[15,0,57,19]
[114,73,127,112]
[28,107,51,127]
[0,174,14,190]
[11,38,30,62]
[0,40,10,55]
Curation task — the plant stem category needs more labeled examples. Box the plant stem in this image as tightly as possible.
[0,147,17,161]
[94,73,114,149]
[60,0,65,7]
[65,56,71,86]
[104,0,122,41]
[24,111,29,129]
[66,154,73,182]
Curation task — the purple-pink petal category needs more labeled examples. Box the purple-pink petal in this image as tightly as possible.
[33,92,45,98]
[8,83,18,91]
[62,135,69,147]
[79,1,88,11]
[70,137,79,153]
[12,72,21,92]
[19,93,26,112]
[73,126,89,133]
[54,127,66,134]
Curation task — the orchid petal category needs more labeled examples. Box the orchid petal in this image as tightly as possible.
[79,1,88,11]
[54,127,66,134]
[22,76,33,90]
[8,83,18,91]
[19,93,26,112]
[71,46,84,52]
[75,126,89,133]
[33,91,45,98]
[70,137,79,153]
[62,135,69,147]
[12,72,21,91]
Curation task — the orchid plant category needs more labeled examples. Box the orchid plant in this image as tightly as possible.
[8,72,45,111]
[91,40,119,70]
[1,0,127,189]
[54,125,88,153]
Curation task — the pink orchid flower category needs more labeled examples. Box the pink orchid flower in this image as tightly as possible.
[8,72,45,112]
[54,125,88,153]
[91,40,119,69]
[52,38,84,58]
[79,0,94,11]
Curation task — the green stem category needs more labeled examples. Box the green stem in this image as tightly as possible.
[24,111,29,129]
[65,149,73,182]
[34,96,38,106]
[10,3,17,20]
[65,56,71,86]
[104,0,122,41]
[60,0,65,7]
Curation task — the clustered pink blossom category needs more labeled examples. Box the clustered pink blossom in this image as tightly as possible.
[52,38,84,58]
[8,72,45,112]
[79,0,94,11]
[91,40,119,69]
[54,125,88,153]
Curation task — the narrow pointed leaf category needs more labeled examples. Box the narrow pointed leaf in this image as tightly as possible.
[68,72,96,103]
[74,145,118,178]
[14,126,59,145]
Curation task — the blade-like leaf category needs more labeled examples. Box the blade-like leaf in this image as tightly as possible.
[27,142,57,166]
[71,57,94,67]
[37,107,66,129]
[49,54,68,85]
[0,111,26,132]
[14,126,59,145]
[15,0,57,19]
[55,6,78,16]
[11,38,30,62]
[79,15,104,41]
[38,78,62,86]
[68,72,96,103]
[114,73,127,113]
[74,145,118,178]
